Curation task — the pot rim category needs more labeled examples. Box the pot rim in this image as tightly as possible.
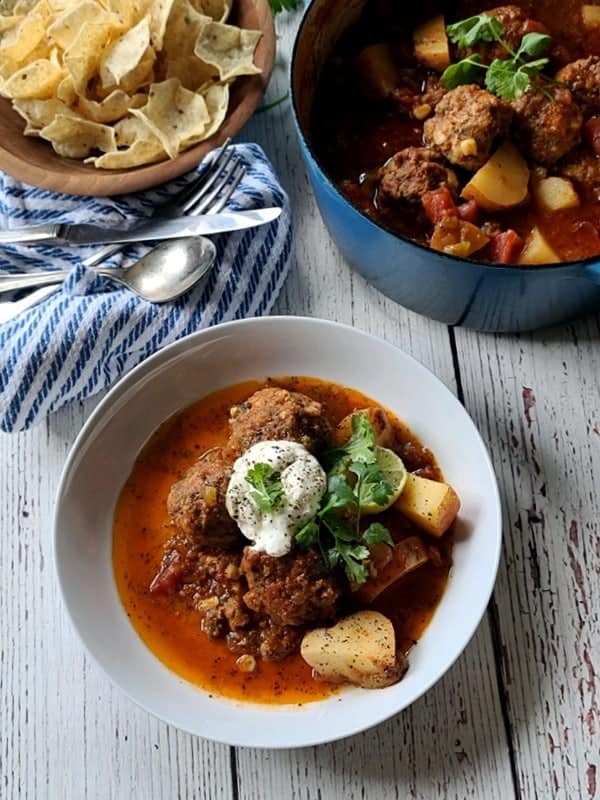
[290,0,599,274]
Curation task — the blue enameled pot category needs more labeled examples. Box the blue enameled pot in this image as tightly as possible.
[290,0,600,332]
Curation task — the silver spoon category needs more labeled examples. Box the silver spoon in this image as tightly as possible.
[0,236,217,303]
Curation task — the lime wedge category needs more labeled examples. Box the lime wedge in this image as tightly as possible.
[361,446,408,515]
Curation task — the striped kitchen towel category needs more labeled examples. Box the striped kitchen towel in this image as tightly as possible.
[0,143,293,433]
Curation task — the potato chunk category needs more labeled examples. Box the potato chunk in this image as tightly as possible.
[533,176,580,212]
[356,537,429,603]
[582,5,600,28]
[355,43,399,99]
[333,407,393,448]
[518,226,560,264]
[462,141,530,211]
[395,473,460,536]
[301,611,405,689]
[413,15,450,72]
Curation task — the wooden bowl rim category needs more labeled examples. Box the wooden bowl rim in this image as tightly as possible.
[0,0,275,197]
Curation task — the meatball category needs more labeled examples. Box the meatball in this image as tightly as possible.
[240,547,342,628]
[378,147,459,204]
[149,534,242,600]
[459,6,548,63]
[167,448,240,548]
[228,388,330,454]
[423,85,512,170]
[557,147,600,192]
[556,57,600,112]
[511,88,582,165]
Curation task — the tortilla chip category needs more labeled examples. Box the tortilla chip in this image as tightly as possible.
[90,136,165,168]
[130,77,209,158]
[0,11,46,61]
[148,0,175,50]
[55,72,77,103]
[2,54,63,98]
[162,0,209,57]
[198,80,228,140]
[47,1,111,50]
[165,54,216,91]
[76,89,144,122]
[40,112,117,157]
[194,21,261,81]
[64,20,113,93]
[13,96,76,127]
[0,15,23,34]
[99,14,150,87]
[194,0,230,22]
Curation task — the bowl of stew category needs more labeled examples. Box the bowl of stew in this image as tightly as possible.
[291,0,600,331]
[54,316,501,747]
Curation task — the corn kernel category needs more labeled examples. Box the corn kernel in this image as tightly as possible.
[236,655,257,673]
[459,138,478,157]
[413,103,432,120]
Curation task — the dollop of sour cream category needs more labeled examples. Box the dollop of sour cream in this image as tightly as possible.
[225,440,327,557]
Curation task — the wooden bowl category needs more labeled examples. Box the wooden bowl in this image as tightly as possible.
[0,0,275,196]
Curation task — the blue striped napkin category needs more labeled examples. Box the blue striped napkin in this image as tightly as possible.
[0,144,292,433]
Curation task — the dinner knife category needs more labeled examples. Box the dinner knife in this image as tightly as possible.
[0,207,282,247]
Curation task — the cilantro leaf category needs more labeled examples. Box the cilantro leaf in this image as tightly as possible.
[349,461,393,510]
[321,474,356,513]
[332,541,370,584]
[322,410,378,473]
[516,32,552,58]
[346,412,377,462]
[440,54,485,89]
[245,463,285,513]
[296,520,320,548]
[362,522,394,547]
[485,58,539,99]
[446,14,504,49]
[268,0,299,12]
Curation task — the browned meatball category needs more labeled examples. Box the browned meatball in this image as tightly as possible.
[557,147,600,192]
[556,57,600,112]
[149,533,242,598]
[459,6,548,63]
[240,547,342,628]
[423,85,512,170]
[166,448,240,548]
[378,147,459,204]
[511,88,582,165]
[228,388,330,454]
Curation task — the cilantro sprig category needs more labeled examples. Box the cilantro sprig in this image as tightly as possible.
[268,0,299,12]
[446,14,504,50]
[441,14,553,100]
[296,412,394,584]
[245,463,285,513]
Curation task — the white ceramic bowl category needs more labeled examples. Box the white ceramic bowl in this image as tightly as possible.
[54,316,502,748]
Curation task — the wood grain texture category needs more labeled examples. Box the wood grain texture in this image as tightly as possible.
[453,319,600,800]
[2,8,597,800]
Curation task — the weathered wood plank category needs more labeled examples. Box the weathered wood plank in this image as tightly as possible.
[0,400,234,800]
[453,318,600,800]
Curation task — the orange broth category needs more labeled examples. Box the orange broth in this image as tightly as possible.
[112,377,452,705]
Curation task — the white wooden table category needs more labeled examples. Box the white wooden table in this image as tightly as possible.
[2,12,599,800]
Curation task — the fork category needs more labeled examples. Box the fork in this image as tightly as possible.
[0,143,246,308]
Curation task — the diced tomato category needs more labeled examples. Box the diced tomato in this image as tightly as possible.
[584,118,600,155]
[422,187,458,225]
[489,230,524,264]
[457,199,479,224]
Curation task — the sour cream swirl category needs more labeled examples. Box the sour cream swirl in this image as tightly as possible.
[225,441,327,557]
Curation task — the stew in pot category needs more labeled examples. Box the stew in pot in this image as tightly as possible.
[312,0,600,264]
